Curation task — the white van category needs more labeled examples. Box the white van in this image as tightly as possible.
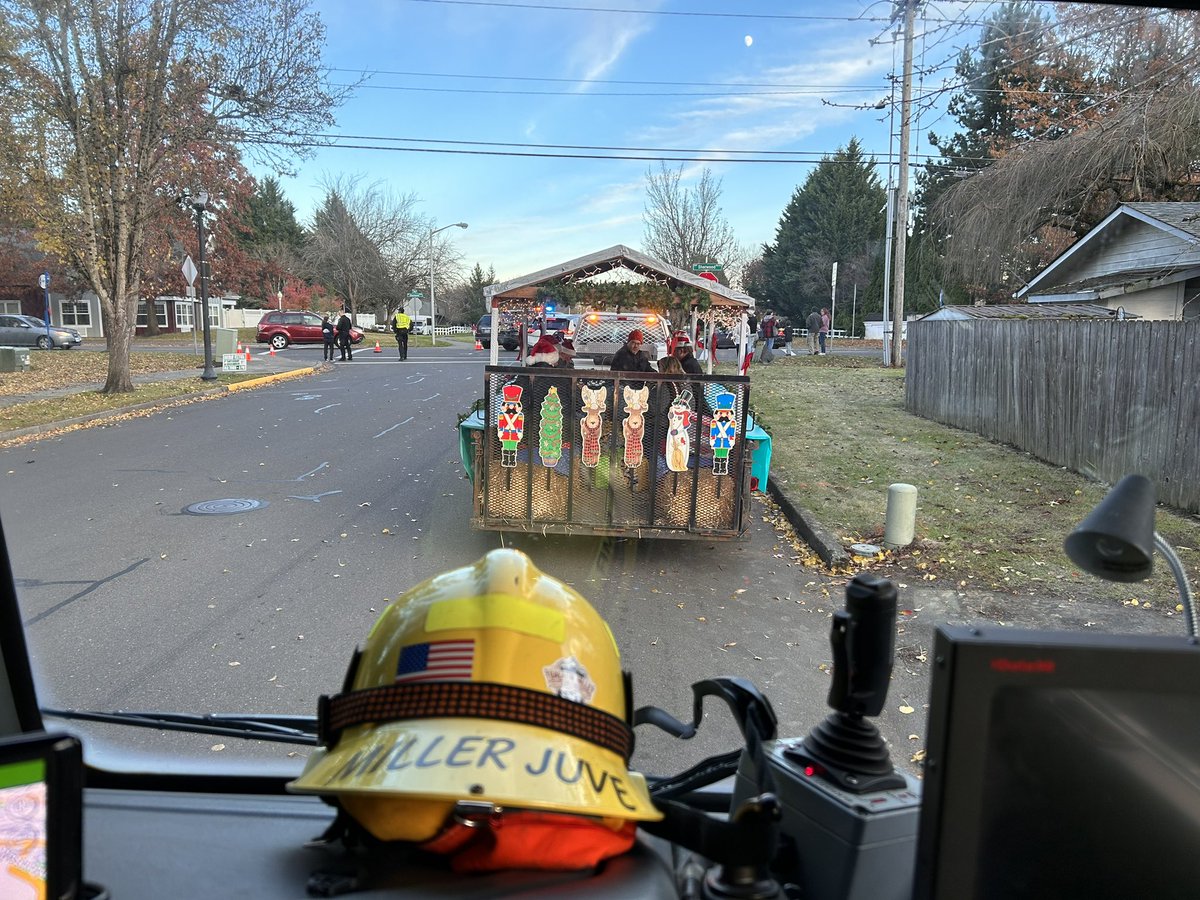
[408,315,434,335]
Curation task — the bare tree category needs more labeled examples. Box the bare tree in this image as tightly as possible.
[642,163,742,273]
[304,175,428,323]
[0,0,349,392]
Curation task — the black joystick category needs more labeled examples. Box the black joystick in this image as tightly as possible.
[788,573,907,793]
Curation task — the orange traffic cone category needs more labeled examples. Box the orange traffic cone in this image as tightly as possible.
[269,345,275,356]
[373,340,382,353]
[244,347,250,362]
[474,337,483,350]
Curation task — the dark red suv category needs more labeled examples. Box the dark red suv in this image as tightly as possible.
[256,311,364,350]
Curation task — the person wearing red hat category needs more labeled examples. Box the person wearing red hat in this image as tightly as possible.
[669,330,703,375]
[610,328,653,373]
[526,334,560,367]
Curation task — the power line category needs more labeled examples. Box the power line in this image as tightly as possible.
[332,82,875,98]
[241,130,993,166]
[327,67,884,91]
[401,0,895,21]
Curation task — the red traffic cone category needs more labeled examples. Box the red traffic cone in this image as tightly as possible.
[373,340,382,353]
[236,341,242,354]
[269,345,275,356]
[474,337,483,350]
[244,347,250,361]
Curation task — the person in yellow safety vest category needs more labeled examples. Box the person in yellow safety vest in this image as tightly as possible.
[391,307,412,360]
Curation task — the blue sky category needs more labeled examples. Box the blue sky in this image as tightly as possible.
[267,0,973,284]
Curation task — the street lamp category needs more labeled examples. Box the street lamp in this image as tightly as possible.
[429,222,468,347]
[193,192,217,381]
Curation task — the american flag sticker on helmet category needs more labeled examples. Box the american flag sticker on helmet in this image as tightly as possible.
[395,640,475,683]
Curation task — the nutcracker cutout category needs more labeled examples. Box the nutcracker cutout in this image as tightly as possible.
[665,389,694,473]
[621,385,649,469]
[497,383,524,468]
[709,391,738,476]
[579,385,607,468]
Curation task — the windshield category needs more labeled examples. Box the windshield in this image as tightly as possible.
[0,0,1196,793]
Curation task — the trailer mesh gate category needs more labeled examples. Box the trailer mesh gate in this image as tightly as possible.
[473,366,752,539]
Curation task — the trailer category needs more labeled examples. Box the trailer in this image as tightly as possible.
[458,244,771,539]
[459,365,775,539]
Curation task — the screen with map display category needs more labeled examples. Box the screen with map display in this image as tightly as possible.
[0,756,47,899]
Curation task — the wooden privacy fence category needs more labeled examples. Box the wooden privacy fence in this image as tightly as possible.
[905,319,1200,513]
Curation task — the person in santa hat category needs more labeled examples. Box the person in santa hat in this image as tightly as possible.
[669,330,704,375]
[525,334,560,368]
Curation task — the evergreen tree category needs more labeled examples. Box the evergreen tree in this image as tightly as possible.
[759,138,885,324]
[239,177,305,251]
[467,263,497,315]
[918,2,1101,297]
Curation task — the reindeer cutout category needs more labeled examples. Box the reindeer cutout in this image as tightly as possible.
[665,389,693,473]
[621,385,650,469]
[579,385,607,468]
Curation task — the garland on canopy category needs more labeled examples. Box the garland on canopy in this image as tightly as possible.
[535,281,710,313]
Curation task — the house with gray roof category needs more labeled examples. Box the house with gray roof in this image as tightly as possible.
[1014,202,1200,320]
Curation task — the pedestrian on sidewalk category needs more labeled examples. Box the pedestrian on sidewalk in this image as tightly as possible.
[819,308,831,355]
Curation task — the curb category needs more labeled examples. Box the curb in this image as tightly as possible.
[0,366,319,443]
[0,388,226,442]
[766,475,850,568]
[226,366,319,391]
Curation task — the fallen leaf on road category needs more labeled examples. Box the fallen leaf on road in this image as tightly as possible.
[899,704,914,714]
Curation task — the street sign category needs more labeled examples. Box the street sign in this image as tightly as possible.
[222,353,247,372]
[692,263,723,272]
[408,290,424,299]
[182,256,197,286]
[698,271,719,283]
[38,272,50,290]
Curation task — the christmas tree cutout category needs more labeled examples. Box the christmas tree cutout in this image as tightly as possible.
[539,385,563,468]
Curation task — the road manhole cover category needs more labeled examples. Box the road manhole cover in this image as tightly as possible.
[184,498,269,516]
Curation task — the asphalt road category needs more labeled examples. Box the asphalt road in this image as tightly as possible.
[1,340,931,781]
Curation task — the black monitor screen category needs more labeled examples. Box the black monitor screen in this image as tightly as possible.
[915,625,1200,899]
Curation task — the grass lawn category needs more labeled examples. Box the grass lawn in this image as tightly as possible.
[744,353,1198,611]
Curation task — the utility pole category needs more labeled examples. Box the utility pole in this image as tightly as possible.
[890,0,917,368]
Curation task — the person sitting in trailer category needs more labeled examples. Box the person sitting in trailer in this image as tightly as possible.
[668,331,704,375]
[610,329,654,373]
[525,334,560,368]
[552,334,576,369]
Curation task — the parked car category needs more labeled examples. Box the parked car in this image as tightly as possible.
[474,314,520,351]
[524,314,580,346]
[256,311,364,350]
[0,314,82,349]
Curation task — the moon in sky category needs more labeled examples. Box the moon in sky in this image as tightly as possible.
[744,35,753,47]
